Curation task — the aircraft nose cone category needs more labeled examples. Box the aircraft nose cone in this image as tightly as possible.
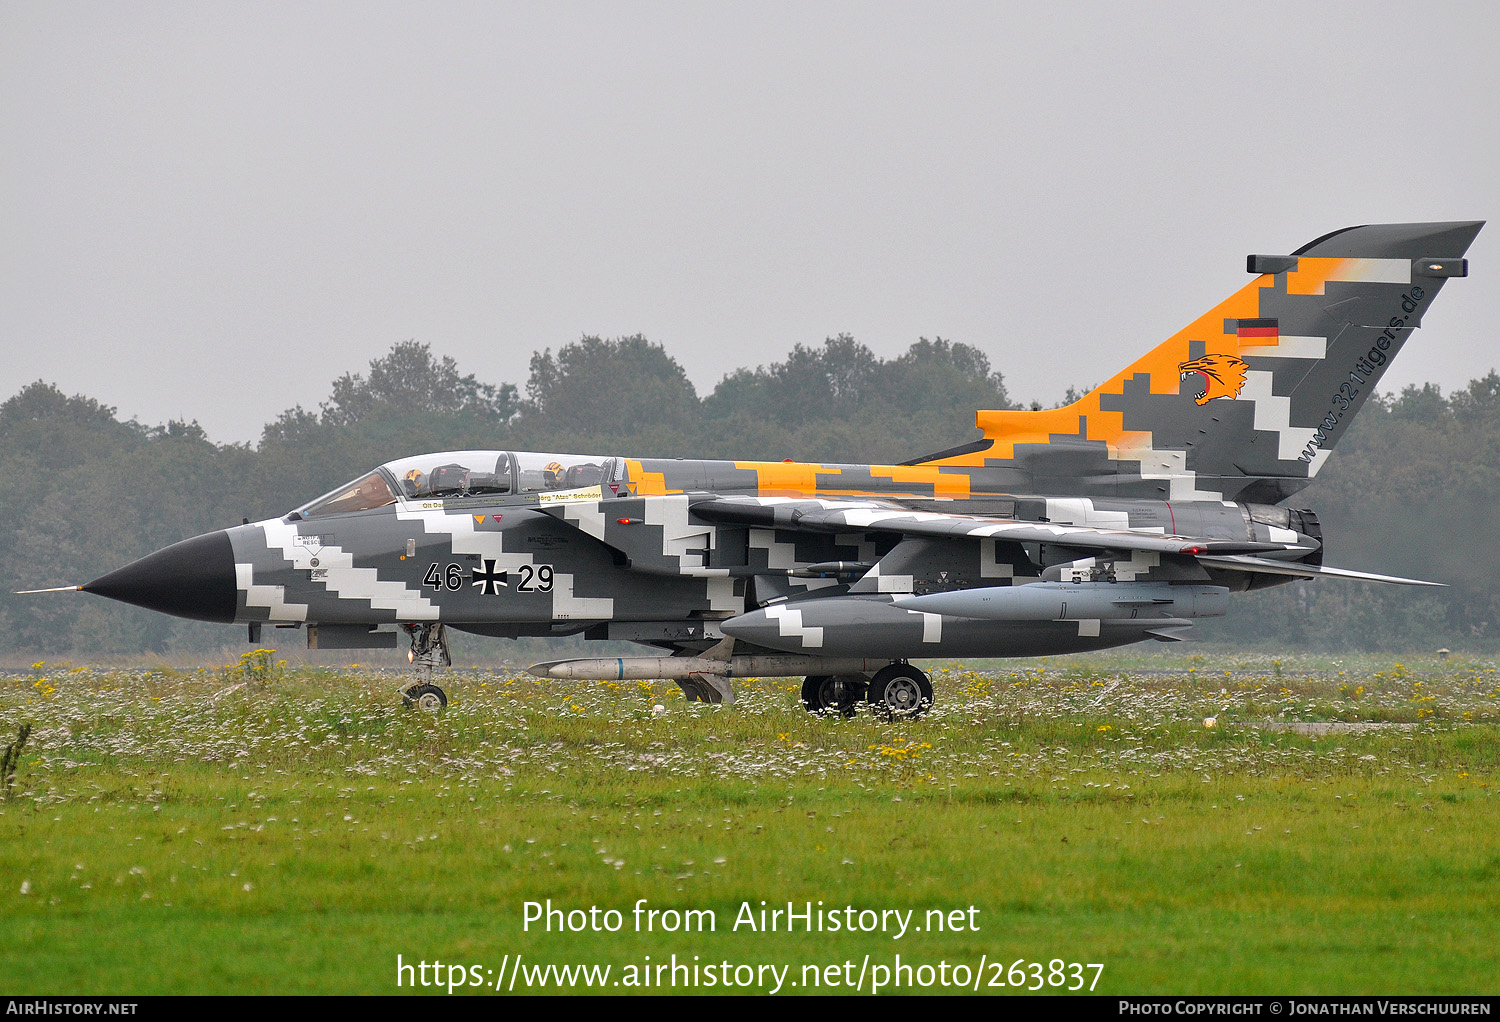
[83,530,237,623]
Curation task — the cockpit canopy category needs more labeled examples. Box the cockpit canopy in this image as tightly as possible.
[295,450,616,518]
[388,451,515,500]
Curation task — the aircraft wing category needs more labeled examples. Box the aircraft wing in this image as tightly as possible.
[692,496,1440,586]
[1194,555,1444,587]
[690,496,1303,557]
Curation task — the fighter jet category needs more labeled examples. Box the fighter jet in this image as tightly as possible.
[26,221,1482,716]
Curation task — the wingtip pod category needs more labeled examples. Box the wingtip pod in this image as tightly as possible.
[955,222,1485,502]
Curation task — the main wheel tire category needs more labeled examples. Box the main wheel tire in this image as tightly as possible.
[801,675,833,713]
[403,683,448,712]
[800,675,866,716]
[867,664,933,718]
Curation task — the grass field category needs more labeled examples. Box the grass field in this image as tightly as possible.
[2,650,1498,995]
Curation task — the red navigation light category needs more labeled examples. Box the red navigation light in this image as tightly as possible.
[1183,544,1207,555]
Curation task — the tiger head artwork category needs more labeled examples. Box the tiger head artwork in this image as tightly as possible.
[1178,354,1249,405]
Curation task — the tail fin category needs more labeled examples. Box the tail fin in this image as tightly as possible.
[941,222,1483,502]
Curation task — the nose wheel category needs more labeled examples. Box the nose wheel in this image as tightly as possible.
[402,682,448,712]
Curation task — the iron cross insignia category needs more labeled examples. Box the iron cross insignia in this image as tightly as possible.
[470,559,508,595]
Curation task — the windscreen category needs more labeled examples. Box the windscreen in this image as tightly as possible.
[299,470,399,517]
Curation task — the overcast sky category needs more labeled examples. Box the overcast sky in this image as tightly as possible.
[3,1,1496,445]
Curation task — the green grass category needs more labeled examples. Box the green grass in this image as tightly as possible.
[1,652,1498,995]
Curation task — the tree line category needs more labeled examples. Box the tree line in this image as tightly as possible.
[2,335,1495,657]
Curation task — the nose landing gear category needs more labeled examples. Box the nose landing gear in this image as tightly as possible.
[401,623,451,712]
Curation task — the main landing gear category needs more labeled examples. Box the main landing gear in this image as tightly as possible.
[401,623,450,712]
[866,663,934,718]
[801,663,934,718]
[800,674,869,717]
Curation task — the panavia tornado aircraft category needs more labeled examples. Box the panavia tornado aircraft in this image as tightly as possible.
[28,221,1481,716]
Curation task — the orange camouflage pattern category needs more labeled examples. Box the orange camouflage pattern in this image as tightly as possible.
[618,223,1482,505]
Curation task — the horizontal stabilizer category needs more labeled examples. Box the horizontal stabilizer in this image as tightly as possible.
[1196,555,1443,587]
